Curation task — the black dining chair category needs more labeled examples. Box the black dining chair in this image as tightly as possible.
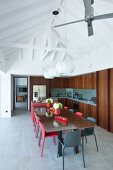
[81,117,98,151]
[57,130,85,170]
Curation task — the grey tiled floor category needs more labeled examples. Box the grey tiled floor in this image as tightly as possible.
[0,108,113,170]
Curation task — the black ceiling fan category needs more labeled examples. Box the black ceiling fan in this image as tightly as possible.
[53,0,113,36]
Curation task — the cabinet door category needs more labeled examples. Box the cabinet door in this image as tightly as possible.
[67,99,72,109]
[58,98,66,106]
[90,105,97,120]
[70,100,75,109]
[69,77,75,88]
[79,102,90,118]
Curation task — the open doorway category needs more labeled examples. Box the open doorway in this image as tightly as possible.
[13,77,28,110]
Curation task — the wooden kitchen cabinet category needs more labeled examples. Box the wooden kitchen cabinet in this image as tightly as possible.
[68,77,75,88]
[65,98,74,109]
[49,79,57,88]
[66,98,72,109]
[68,72,96,89]
[49,78,69,88]
[79,102,90,118]
[58,98,67,106]
[79,102,97,119]
[82,73,96,89]
[90,105,97,120]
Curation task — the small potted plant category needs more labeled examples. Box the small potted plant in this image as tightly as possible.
[53,102,63,115]
[46,98,53,108]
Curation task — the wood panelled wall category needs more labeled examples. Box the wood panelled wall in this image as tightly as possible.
[97,70,109,130]
[109,69,113,132]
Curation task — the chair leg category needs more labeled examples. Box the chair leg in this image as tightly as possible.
[35,125,39,138]
[53,136,56,145]
[40,138,45,157]
[57,140,59,158]
[82,137,86,168]
[74,147,76,155]
[94,134,98,151]
[33,120,36,131]
[38,131,42,147]
[85,135,87,143]
[63,147,65,170]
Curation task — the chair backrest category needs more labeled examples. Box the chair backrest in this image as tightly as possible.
[64,106,68,110]
[84,127,94,135]
[84,117,96,135]
[64,130,81,147]
[69,109,74,113]
[76,112,83,117]
[87,117,96,124]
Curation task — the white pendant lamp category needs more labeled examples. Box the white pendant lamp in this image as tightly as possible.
[44,73,54,79]
[56,60,74,74]
[44,68,58,79]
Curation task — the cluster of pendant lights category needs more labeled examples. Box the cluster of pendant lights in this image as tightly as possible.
[44,60,75,79]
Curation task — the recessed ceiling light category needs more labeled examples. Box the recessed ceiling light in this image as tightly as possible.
[52,10,59,15]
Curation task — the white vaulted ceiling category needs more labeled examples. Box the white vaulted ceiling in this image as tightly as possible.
[0,0,113,76]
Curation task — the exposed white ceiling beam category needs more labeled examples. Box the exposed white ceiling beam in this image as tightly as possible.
[0,42,86,53]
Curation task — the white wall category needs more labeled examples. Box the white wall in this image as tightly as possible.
[0,74,1,117]
[0,72,11,118]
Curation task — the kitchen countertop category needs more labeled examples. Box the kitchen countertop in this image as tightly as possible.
[51,97,96,106]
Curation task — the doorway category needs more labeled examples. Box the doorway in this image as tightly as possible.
[13,77,28,110]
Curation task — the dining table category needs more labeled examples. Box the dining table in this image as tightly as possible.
[35,107,94,157]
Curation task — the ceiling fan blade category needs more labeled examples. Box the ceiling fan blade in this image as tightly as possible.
[87,21,93,36]
[94,13,113,20]
[83,0,92,17]
[53,19,85,28]
[91,0,94,5]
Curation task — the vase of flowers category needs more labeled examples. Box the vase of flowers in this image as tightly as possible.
[53,102,63,115]
[46,98,53,108]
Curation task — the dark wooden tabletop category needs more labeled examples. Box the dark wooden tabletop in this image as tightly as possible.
[35,108,94,133]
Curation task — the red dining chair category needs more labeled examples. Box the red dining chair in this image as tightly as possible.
[32,108,37,129]
[33,111,40,138]
[75,112,83,117]
[38,121,58,157]
[64,106,68,110]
